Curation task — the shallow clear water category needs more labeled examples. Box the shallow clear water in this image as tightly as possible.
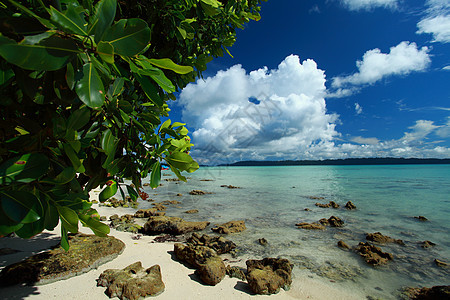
[139,165,450,299]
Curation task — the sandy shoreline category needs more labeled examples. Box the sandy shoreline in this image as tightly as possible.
[0,191,364,300]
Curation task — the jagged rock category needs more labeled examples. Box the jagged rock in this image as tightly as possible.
[185,209,199,214]
[414,216,428,221]
[97,262,164,299]
[109,214,141,233]
[187,233,236,254]
[421,241,436,248]
[0,234,125,286]
[295,222,326,230]
[337,240,351,250]
[246,258,293,295]
[258,238,268,246]
[173,243,225,286]
[434,259,448,267]
[220,185,241,189]
[366,232,404,245]
[319,216,344,227]
[406,285,450,299]
[211,220,246,234]
[189,190,207,195]
[355,242,393,266]
[226,266,246,280]
[134,208,158,218]
[345,201,357,210]
[142,216,209,235]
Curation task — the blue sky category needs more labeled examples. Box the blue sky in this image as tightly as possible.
[172,0,450,165]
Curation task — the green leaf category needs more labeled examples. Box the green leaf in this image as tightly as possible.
[15,219,45,238]
[40,167,76,185]
[57,205,78,233]
[63,143,85,172]
[109,78,124,97]
[0,153,49,184]
[44,203,59,230]
[50,4,87,35]
[60,226,69,251]
[99,179,118,202]
[97,41,114,64]
[5,0,54,28]
[67,107,90,130]
[75,63,105,109]
[200,0,221,16]
[126,185,138,201]
[0,34,78,71]
[79,212,110,236]
[0,66,14,86]
[150,161,161,189]
[135,74,163,106]
[0,191,42,224]
[166,151,199,173]
[89,0,117,42]
[159,119,171,133]
[148,58,193,74]
[101,129,117,156]
[66,63,75,89]
[103,19,151,57]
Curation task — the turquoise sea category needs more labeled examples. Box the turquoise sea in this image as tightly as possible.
[141,165,450,299]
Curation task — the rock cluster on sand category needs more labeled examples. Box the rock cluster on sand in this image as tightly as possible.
[355,242,393,266]
[97,262,164,299]
[211,220,246,234]
[109,214,142,233]
[366,232,405,245]
[102,196,139,209]
[0,234,125,286]
[142,216,210,235]
[226,266,246,280]
[187,232,236,255]
[246,258,293,295]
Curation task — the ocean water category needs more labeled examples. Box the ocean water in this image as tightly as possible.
[140,165,450,299]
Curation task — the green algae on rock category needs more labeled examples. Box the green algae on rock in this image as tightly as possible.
[0,233,125,286]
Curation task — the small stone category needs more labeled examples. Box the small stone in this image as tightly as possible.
[304,208,311,211]
[337,240,351,250]
[258,238,268,246]
[185,209,199,214]
[220,185,241,189]
[345,201,357,210]
[176,193,182,196]
[189,190,207,195]
[421,240,436,248]
[414,216,428,221]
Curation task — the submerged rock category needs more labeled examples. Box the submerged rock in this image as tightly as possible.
[97,262,164,299]
[319,216,344,227]
[189,190,208,195]
[0,234,125,286]
[246,258,293,295]
[173,243,226,286]
[211,220,246,234]
[366,232,405,245]
[337,240,351,250]
[355,242,393,266]
[421,240,436,248]
[258,238,268,246]
[414,216,428,221]
[187,232,236,254]
[185,209,199,214]
[345,201,357,210]
[220,185,241,189]
[315,201,340,208]
[434,259,448,267]
[142,216,209,235]
[295,222,326,230]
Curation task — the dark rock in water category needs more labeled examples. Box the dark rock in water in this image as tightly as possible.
[403,285,450,299]
[296,222,326,230]
[109,214,142,233]
[211,220,246,234]
[345,201,357,210]
[421,240,436,248]
[226,266,246,280]
[0,234,125,286]
[337,240,351,250]
[152,202,167,211]
[0,248,21,256]
[434,259,448,267]
[97,262,164,299]
[414,216,428,221]
[185,209,199,214]
[307,196,324,200]
[142,216,210,235]
[366,232,404,245]
[187,232,236,254]
[176,193,183,196]
[189,190,209,195]
[355,242,393,266]
[246,258,293,295]
[220,184,241,189]
[315,201,339,208]
[304,208,311,211]
[173,243,226,286]
[319,216,344,227]
[258,238,268,246]
[161,200,181,206]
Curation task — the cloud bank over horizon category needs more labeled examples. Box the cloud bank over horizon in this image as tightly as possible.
[178,55,450,164]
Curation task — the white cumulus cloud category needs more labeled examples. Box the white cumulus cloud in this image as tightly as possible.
[330,41,431,96]
[340,0,398,11]
[355,103,363,114]
[417,0,450,43]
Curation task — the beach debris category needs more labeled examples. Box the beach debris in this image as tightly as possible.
[295,222,326,230]
[0,234,125,286]
[420,240,436,248]
[211,220,246,234]
[185,209,199,214]
[246,257,293,295]
[187,233,236,255]
[345,201,357,210]
[315,201,340,208]
[97,262,164,299]
[189,189,210,195]
[109,214,142,233]
[434,259,448,267]
[337,240,351,250]
[355,242,393,266]
[226,266,246,280]
[258,238,268,246]
[366,232,405,245]
[402,285,450,299]
[414,216,429,221]
[142,215,210,235]
[220,184,241,189]
[319,216,344,227]
[174,243,226,286]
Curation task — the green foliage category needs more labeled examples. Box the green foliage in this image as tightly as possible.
[0,0,263,249]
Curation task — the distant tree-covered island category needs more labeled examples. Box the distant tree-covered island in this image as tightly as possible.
[218,158,450,167]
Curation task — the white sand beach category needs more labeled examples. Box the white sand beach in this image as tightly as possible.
[0,191,364,300]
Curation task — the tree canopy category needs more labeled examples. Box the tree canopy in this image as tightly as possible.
[0,0,264,249]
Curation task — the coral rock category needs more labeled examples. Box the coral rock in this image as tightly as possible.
[187,233,236,254]
[246,258,293,295]
[211,220,246,234]
[337,240,351,250]
[295,222,326,230]
[355,242,393,266]
[366,232,404,245]
[142,216,209,235]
